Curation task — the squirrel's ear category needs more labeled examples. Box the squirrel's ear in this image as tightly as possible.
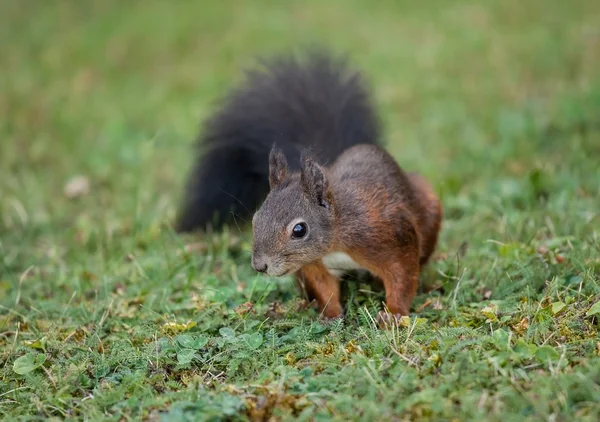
[269,145,288,189]
[300,153,331,209]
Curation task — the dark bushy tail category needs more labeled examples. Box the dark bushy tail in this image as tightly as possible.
[176,49,382,232]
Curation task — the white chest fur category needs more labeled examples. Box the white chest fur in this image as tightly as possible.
[322,252,364,277]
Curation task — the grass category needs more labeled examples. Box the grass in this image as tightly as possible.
[1,0,600,420]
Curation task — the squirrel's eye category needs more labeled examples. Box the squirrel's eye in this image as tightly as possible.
[292,222,307,238]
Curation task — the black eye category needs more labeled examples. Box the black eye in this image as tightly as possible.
[292,222,307,238]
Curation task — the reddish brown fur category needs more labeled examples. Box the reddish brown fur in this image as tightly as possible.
[252,144,442,322]
[297,262,343,319]
[406,173,443,267]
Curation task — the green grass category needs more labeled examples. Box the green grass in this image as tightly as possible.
[1,0,600,420]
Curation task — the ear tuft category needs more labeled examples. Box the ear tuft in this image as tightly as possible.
[300,152,331,208]
[269,144,288,189]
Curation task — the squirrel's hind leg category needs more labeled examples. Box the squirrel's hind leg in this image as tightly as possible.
[349,213,421,320]
[373,256,420,320]
[296,263,343,320]
[406,172,443,267]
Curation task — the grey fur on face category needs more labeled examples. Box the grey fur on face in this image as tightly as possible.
[252,147,335,277]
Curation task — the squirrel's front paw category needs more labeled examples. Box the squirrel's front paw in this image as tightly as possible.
[376,311,405,329]
[318,302,344,321]
[319,306,344,322]
[320,314,344,324]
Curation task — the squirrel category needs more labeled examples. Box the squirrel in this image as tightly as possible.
[177,50,442,321]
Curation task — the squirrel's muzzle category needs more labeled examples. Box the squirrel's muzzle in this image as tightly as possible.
[251,255,268,273]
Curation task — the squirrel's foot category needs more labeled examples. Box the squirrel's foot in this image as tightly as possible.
[376,311,405,329]
[320,314,344,324]
[319,305,344,322]
[307,300,341,320]
[314,299,344,321]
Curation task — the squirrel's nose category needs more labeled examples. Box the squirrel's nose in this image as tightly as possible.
[252,257,268,273]
[255,263,268,273]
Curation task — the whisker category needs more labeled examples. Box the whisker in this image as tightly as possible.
[219,189,251,213]
[230,211,244,234]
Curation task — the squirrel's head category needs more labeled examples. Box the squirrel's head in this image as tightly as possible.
[251,146,335,277]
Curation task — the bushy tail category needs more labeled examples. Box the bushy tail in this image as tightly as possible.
[176,49,382,232]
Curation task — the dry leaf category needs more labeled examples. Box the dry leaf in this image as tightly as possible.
[512,317,529,334]
[183,242,209,254]
[64,175,90,199]
[555,254,567,264]
[416,298,432,312]
[234,302,255,316]
[265,301,284,319]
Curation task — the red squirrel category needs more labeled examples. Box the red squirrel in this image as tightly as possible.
[177,49,442,320]
[251,144,441,321]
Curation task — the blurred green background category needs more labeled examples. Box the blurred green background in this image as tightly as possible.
[1,1,599,420]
